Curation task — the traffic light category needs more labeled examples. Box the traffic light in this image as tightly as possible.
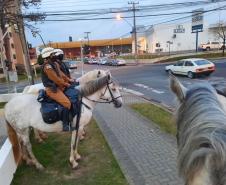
[83,44,91,55]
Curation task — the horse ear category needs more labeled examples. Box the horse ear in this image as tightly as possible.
[170,74,186,102]
[97,71,101,78]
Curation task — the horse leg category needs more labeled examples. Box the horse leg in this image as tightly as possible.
[70,131,79,169]
[20,129,44,170]
[34,129,44,143]
[20,140,33,165]
[74,129,82,161]
[34,129,48,143]
[79,128,86,141]
[39,131,48,140]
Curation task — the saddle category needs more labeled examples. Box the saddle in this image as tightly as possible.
[37,84,81,124]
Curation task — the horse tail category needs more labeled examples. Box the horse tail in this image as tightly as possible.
[6,120,21,164]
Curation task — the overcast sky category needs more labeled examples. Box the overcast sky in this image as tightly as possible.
[24,0,226,47]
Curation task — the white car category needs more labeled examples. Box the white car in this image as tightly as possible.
[116,59,126,66]
[165,58,215,78]
[200,41,225,51]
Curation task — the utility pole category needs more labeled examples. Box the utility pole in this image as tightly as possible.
[128,1,139,64]
[0,0,11,83]
[16,2,34,84]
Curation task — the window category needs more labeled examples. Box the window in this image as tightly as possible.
[176,61,184,66]
[13,54,16,59]
[156,43,161,47]
[185,61,194,66]
[194,60,211,66]
[212,42,219,44]
[11,43,14,48]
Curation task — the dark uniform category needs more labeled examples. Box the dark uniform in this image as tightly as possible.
[57,59,71,78]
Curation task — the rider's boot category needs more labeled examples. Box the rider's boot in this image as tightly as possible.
[62,108,71,132]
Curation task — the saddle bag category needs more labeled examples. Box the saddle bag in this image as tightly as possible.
[38,89,63,124]
[41,102,63,123]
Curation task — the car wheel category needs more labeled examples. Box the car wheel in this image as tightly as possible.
[187,71,194,79]
[206,47,210,51]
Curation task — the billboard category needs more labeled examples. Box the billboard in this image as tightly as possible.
[192,8,204,33]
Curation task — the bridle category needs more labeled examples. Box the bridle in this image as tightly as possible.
[84,80,122,104]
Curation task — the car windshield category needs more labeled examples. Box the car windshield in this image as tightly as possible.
[194,60,211,66]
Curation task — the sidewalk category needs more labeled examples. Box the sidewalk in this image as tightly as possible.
[94,94,183,185]
[125,51,226,64]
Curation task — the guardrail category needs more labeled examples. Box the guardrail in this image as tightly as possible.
[0,93,21,185]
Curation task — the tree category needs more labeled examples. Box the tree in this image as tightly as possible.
[209,22,226,56]
[0,0,45,84]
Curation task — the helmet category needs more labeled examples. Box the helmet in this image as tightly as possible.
[41,47,55,58]
[54,49,64,56]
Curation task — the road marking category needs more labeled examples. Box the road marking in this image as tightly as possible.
[120,87,144,96]
[134,83,165,94]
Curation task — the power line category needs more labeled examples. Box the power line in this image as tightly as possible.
[37,5,226,22]
[31,0,226,14]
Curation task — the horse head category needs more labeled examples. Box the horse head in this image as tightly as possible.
[170,74,226,185]
[80,73,122,108]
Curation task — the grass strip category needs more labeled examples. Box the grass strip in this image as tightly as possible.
[12,119,128,185]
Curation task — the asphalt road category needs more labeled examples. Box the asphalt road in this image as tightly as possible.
[76,59,226,108]
[0,59,225,109]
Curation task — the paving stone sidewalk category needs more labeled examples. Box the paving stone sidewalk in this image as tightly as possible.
[94,94,183,185]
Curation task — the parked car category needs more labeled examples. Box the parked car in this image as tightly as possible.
[63,60,77,69]
[98,57,108,65]
[165,58,215,78]
[110,59,126,66]
[116,59,126,66]
[200,41,224,51]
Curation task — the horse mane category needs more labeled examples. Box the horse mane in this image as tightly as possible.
[176,83,226,184]
[80,75,109,96]
[78,69,106,84]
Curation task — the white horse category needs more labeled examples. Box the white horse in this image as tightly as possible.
[5,73,122,170]
[23,69,108,142]
[170,75,226,185]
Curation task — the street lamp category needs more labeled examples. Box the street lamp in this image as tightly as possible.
[79,38,84,75]
[166,41,173,56]
[116,14,138,63]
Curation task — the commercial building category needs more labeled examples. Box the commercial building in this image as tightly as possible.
[135,21,220,54]
[47,37,132,59]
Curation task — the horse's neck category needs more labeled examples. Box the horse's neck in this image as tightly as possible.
[82,88,103,110]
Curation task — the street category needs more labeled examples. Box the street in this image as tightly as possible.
[0,59,225,108]
[76,59,226,108]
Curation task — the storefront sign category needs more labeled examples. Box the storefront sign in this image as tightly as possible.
[174,25,185,33]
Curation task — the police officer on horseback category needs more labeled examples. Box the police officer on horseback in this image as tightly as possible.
[41,47,74,131]
[54,49,71,78]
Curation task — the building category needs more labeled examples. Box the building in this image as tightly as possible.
[47,38,132,59]
[0,0,27,76]
[135,22,220,54]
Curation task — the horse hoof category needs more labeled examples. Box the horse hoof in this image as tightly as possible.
[76,156,82,162]
[37,139,44,144]
[36,164,45,171]
[72,165,80,170]
[79,136,85,141]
